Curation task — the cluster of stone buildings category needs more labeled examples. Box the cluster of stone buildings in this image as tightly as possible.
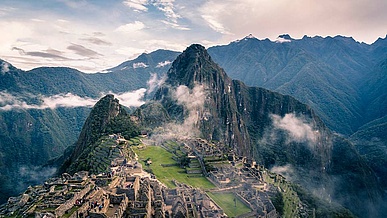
[1,136,287,218]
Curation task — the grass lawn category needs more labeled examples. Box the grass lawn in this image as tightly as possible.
[207,192,251,217]
[132,145,215,189]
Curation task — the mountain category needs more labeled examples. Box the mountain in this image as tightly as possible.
[61,94,139,175]
[0,50,178,203]
[206,34,387,137]
[136,44,385,217]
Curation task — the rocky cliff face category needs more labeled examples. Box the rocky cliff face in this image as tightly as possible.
[139,44,385,217]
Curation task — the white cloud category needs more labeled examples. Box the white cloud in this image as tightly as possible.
[132,62,148,68]
[271,113,318,144]
[42,93,97,108]
[146,73,166,94]
[151,84,208,142]
[201,15,231,35]
[113,88,146,107]
[123,0,149,12]
[115,21,145,33]
[156,60,172,68]
[275,38,292,43]
[153,0,180,22]
[0,89,148,111]
[0,92,98,111]
[270,164,295,181]
[161,20,190,30]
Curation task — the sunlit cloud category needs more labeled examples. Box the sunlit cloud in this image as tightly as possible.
[115,21,146,33]
[123,0,149,12]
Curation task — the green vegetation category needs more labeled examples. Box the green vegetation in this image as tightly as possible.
[207,192,251,217]
[67,137,119,174]
[104,115,139,139]
[263,172,301,217]
[132,145,215,189]
[63,206,80,218]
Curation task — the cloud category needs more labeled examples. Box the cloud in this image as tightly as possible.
[12,47,69,60]
[1,62,10,74]
[147,73,166,94]
[42,93,98,108]
[17,166,57,192]
[132,62,148,68]
[0,90,147,111]
[201,14,231,35]
[123,0,149,12]
[156,60,172,68]
[0,92,98,111]
[113,88,147,107]
[271,113,318,144]
[151,84,207,143]
[153,0,180,22]
[161,20,190,30]
[115,21,145,33]
[67,43,102,58]
[0,6,16,16]
[81,37,112,46]
[270,164,295,181]
[4,90,150,111]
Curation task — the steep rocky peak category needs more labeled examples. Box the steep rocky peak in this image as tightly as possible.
[165,44,228,88]
[69,94,126,162]
[278,34,293,40]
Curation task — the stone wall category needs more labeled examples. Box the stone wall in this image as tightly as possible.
[55,184,91,217]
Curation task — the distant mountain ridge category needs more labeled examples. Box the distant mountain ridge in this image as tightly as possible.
[208,34,387,135]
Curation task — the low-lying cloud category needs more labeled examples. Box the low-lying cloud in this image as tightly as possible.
[270,164,295,181]
[132,62,148,68]
[271,113,317,144]
[113,88,146,108]
[0,89,147,111]
[151,84,207,143]
[147,73,166,94]
[156,60,172,68]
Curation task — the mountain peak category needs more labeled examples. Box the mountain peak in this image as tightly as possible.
[185,43,206,52]
[244,33,256,39]
[165,44,228,88]
[275,34,293,43]
[67,94,127,163]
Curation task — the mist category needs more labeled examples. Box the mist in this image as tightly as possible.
[151,84,207,143]
[271,113,318,145]
[0,89,147,111]
[146,73,166,94]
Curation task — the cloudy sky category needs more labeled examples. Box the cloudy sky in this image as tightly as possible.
[1,0,386,72]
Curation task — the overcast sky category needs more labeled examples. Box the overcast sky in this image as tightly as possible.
[1,0,386,72]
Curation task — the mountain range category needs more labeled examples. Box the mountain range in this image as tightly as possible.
[0,34,387,217]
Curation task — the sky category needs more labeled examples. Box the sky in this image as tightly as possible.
[0,0,387,73]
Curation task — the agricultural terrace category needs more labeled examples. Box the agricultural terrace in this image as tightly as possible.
[132,144,215,189]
